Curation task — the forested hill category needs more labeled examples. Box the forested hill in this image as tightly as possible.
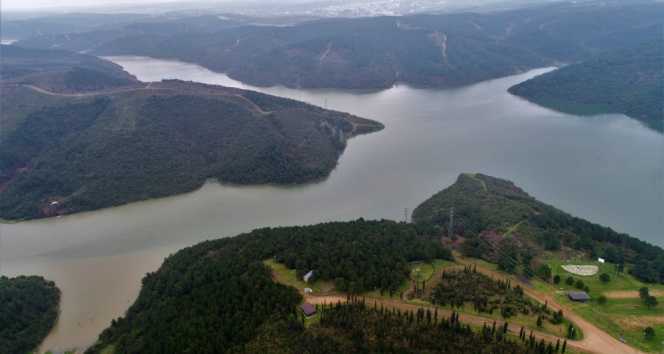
[508,41,664,132]
[0,80,382,220]
[84,219,550,354]
[412,174,664,285]
[12,2,661,90]
[0,275,60,353]
[0,45,140,93]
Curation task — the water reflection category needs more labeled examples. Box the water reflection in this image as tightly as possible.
[1,57,662,352]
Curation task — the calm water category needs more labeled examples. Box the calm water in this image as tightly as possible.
[1,56,662,352]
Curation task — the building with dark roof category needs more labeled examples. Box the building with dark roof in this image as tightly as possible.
[300,302,317,318]
[568,291,590,303]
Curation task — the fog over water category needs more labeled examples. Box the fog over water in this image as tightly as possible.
[1,56,661,352]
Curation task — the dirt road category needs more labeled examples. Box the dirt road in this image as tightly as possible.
[305,293,568,348]
[454,257,642,354]
[302,257,645,353]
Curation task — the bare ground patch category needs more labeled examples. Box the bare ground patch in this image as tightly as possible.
[561,265,598,276]
[603,289,664,299]
[613,314,664,329]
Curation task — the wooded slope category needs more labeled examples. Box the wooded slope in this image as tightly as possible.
[13,3,662,90]
[412,174,664,285]
[508,41,663,131]
[0,46,382,221]
[85,219,549,354]
[0,275,60,354]
[1,45,141,93]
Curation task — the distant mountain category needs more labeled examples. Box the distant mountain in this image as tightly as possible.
[412,174,664,284]
[13,2,662,90]
[508,42,663,131]
[0,49,382,220]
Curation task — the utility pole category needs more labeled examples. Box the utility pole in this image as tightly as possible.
[447,207,454,238]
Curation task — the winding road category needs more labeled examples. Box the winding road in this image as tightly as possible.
[297,257,643,354]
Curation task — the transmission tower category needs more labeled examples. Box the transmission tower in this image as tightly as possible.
[447,207,454,238]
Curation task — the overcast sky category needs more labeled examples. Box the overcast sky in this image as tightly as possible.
[2,0,200,10]
[1,0,306,11]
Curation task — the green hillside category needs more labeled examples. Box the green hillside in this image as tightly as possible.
[508,42,664,131]
[0,80,382,220]
[412,174,664,285]
[1,45,141,93]
[13,3,662,91]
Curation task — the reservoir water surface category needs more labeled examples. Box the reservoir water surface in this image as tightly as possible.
[1,57,662,352]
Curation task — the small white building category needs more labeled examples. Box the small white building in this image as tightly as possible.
[598,258,605,264]
[303,270,314,282]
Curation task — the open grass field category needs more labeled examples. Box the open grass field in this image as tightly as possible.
[266,254,661,352]
[548,259,664,353]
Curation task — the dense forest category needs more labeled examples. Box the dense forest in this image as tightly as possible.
[11,3,661,91]
[87,219,456,353]
[0,275,60,353]
[243,299,562,353]
[7,2,661,130]
[0,79,382,220]
[508,41,663,131]
[412,174,664,285]
[0,45,140,93]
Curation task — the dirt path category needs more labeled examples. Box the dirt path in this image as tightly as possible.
[305,293,567,350]
[319,43,332,62]
[454,256,643,354]
[19,83,273,115]
[291,256,643,353]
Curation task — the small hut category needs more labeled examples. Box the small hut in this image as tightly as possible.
[300,302,317,318]
[568,291,590,303]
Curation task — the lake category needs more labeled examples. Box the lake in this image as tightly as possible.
[1,56,662,352]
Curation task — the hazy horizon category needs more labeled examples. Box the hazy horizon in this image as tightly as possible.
[0,0,327,12]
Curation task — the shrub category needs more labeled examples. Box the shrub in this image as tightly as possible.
[575,280,584,289]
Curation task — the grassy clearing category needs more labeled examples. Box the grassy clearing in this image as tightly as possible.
[559,293,663,352]
[548,259,661,293]
[549,258,664,350]
[550,261,664,353]
[264,259,336,296]
[409,261,435,282]
[391,259,456,300]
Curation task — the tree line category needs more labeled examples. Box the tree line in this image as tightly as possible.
[412,173,664,285]
[87,219,451,353]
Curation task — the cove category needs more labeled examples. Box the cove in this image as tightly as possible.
[0,57,661,352]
